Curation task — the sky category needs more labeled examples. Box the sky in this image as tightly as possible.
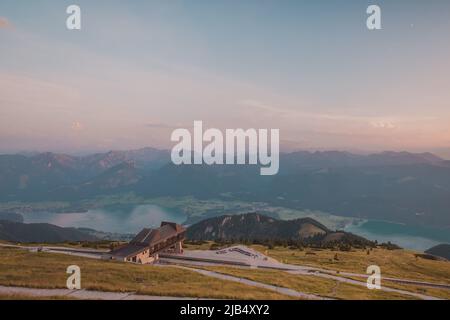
[1,0,450,155]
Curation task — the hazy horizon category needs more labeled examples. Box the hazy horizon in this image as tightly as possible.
[2,145,450,161]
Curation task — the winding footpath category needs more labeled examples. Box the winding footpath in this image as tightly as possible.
[0,285,206,300]
[0,243,447,300]
[169,265,327,300]
[160,259,443,300]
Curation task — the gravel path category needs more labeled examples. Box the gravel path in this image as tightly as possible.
[1,243,446,300]
[0,285,206,300]
[172,265,329,300]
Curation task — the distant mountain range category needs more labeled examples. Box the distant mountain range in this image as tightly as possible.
[0,212,23,223]
[1,148,450,228]
[187,212,373,246]
[0,213,371,247]
[425,244,450,261]
[0,147,168,200]
[0,218,135,243]
[280,150,446,172]
[0,220,98,243]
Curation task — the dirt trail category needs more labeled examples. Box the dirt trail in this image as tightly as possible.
[0,285,206,300]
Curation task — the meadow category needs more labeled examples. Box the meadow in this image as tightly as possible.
[0,247,291,300]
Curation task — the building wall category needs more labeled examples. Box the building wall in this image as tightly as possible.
[108,234,186,264]
[126,249,155,264]
[175,241,183,254]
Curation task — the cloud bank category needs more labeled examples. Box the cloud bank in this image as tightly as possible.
[0,17,12,29]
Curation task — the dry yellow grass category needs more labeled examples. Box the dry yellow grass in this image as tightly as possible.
[182,242,450,298]
[341,274,450,300]
[0,247,292,300]
[0,294,77,300]
[183,241,217,250]
[250,245,450,285]
[198,265,417,300]
[3,242,447,300]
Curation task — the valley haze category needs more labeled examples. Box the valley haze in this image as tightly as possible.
[1,0,450,303]
[1,147,449,251]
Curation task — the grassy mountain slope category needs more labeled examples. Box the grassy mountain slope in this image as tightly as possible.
[187,212,372,246]
[0,220,97,243]
[425,244,450,260]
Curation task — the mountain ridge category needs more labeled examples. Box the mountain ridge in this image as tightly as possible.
[1,149,450,228]
[425,244,450,261]
[0,220,98,243]
[187,212,374,247]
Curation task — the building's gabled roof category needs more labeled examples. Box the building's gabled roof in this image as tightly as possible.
[130,228,160,246]
[109,222,186,259]
[130,222,186,247]
[159,222,185,240]
[109,244,147,259]
[161,221,185,233]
